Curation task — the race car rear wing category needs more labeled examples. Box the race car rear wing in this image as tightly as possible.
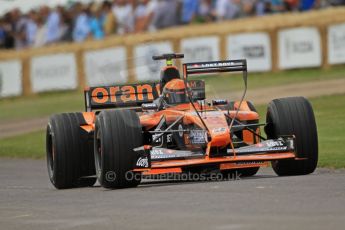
[183,59,247,77]
[84,83,158,111]
[84,80,205,111]
[183,59,248,132]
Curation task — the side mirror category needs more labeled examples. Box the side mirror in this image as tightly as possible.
[142,103,158,111]
[212,99,228,106]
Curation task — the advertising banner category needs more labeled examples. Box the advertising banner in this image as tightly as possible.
[0,60,22,98]
[227,32,272,72]
[181,36,220,63]
[278,27,321,69]
[328,23,345,65]
[134,41,173,81]
[30,53,78,92]
[84,47,128,86]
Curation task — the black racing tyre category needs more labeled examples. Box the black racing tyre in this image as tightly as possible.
[94,109,143,189]
[265,97,318,176]
[46,113,96,189]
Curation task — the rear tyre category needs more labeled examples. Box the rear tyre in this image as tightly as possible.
[94,110,143,189]
[265,97,318,176]
[46,113,96,189]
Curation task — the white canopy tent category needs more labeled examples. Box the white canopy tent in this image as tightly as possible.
[0,0,103,15]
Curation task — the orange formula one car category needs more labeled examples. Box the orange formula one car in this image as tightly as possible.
[46,53,318,189]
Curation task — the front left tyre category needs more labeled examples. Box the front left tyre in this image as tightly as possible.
[46,113,96,189]
[94,109,143,189]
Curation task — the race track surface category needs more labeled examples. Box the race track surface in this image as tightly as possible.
[0,159,344,230]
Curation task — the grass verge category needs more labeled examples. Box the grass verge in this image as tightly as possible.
[0,130,45,159]
[255,94,345,168]
[1,94,345,168]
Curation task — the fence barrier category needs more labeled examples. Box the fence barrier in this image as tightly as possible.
[1,7,345,98]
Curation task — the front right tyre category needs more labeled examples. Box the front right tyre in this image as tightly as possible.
[265,97,318,176]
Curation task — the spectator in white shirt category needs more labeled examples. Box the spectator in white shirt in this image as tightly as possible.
[112,0,134,34]
[152,0,178,29]
[134,0,157,32]
[215,0,240,21]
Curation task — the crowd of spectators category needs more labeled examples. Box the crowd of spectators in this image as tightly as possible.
[0,0,344,50]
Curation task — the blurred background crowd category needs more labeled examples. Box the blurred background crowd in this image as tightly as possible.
[1,0,344,50]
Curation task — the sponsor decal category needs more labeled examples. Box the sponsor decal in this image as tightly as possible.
[89,79,204,106]
[90,84,156,104]
[212,99,228,105]
[229,138,292,155]
[266,140,284,148]
[151,154,175,160]
[212,127,227,134]
[268,146,288,151]
[188,62,237,69]
[142,103,158,110]
[189,130,207,144]
[235,161,265,165]
[136,156,149,168]
[265,139,290,151]
[150,148,200,160]
[152,133,172,143]
[151,149,164,156]
[200,62,236,68]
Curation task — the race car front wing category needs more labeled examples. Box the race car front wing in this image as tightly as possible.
[133,137,296,173]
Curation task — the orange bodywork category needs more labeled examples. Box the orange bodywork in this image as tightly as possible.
[80,112,96,132]
[80,101,295,175]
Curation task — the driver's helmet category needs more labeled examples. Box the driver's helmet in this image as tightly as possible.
[163,79,188,104]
